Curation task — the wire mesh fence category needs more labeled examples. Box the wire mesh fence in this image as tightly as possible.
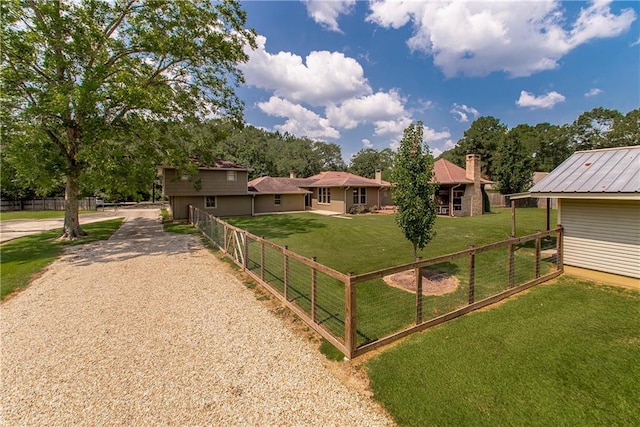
[189,206,562,359]
[350,229,563,357]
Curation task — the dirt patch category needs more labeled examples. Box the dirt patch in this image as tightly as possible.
[384,269,459,296]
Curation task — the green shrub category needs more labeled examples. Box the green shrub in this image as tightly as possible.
[159,207,173,223]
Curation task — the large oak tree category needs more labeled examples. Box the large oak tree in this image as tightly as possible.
[1,0,255,238]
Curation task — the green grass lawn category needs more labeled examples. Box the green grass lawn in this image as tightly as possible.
[365,276,640,426]
[0,218,124,299]
[228,207,556,274]
[0,210,98,221]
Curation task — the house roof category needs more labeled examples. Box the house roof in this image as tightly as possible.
[160,159,249,171]
[529,146,640,199]
[433,158,492,184]
[194,159,248,170]
[304,171,391,188]
[248,176,311,194]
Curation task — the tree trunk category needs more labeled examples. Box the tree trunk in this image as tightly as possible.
[413,243,418,261]
[61,168,87,239]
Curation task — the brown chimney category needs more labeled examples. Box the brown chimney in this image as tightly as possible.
[465,154,481,183]
[466,154,483,216]
[375,169,382,183]
[290,171,297,179]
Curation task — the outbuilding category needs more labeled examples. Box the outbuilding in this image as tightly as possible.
[529,146,640,289]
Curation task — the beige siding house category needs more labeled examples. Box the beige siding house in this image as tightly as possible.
[248,175,311,215]
[433,155,492,216]
[161,160,252,220]
[304,170,392,214]
[249,171,392,215]
[529,146,640,289]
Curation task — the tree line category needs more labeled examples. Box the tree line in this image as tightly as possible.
[440,107,639,194]
[3,107,637,203]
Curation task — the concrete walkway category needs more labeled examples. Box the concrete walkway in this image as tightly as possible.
[0,208,153,243]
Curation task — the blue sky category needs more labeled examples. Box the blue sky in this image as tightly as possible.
[236,1,640,162]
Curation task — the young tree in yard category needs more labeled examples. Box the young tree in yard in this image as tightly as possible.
[1,0,255,238]
[392,121,438,260]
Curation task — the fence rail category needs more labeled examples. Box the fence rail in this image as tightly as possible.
[189,206,563,359]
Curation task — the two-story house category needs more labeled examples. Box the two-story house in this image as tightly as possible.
[160,160,253,220]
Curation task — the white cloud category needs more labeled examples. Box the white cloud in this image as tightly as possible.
[431,148,443,158]
[241,35,371,106]
[362,138,373,149]
[450,103,480,123]
[632,37,640,47]
[585,88,603,97]
[366,0,636,77]
[414,99,434,113]
[258,97,340,139]
[373,116,413,137]
[444,139,456,150]
[302,0,355,32]
[423,126,451,142]
[326,90,407,129]
[516,90,566,109]
[569,0,637,46]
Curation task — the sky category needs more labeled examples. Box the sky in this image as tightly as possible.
[236,0,640,162]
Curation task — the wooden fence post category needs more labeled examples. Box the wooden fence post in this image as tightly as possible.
[468,245,475,304]
[535,232,541,278]
[311,256,318,323]
[223,224,229,255]
[556,226,563,272]
[345,272,356,359]
[508,237,515,288]
[284,245,289,301]
[260,237,266,281]
[415,258,423,325]
[511,199,516,237]
[243,231,249,271]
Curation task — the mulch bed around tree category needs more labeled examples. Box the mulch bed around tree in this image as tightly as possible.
[383,269,459,296]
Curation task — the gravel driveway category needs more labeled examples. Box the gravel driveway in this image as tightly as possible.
[1,209,392,426]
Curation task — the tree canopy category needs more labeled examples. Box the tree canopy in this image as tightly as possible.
[348,147,395,180]
[440,116,506,180]
[440,108,639,193]
[1,0,255,238]
[494,125,535,194]
[392,121,438,260]
[179,120,346,179]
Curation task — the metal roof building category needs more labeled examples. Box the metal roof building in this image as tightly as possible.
[528,146,640,288]
[529,146,640,199]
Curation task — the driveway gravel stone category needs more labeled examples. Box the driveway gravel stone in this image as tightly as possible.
[0,209,393,426]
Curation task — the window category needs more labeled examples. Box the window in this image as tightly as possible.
[318,188,331,204]
[352,187,366,205]
[453,189,464,211]
[205,196,217,209]
[274,194,281,205]
[227,170,237,181]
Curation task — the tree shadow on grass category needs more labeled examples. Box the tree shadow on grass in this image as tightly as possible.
[228,215,327,239]
[62,217,202,267]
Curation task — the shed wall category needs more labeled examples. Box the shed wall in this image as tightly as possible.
[560,199,640,279]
